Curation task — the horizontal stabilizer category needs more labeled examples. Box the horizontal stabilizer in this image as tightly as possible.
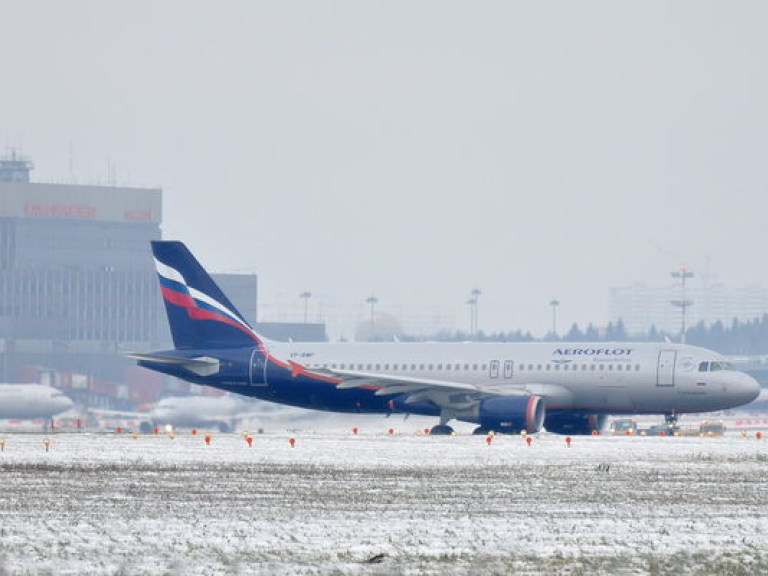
[126,352,220,377]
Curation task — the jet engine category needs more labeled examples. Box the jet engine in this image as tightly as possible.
[544,412,607,435]
[477,395,545,434]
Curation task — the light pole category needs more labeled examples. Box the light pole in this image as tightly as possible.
[366,296,378,340]
[470,288,481,338]
[299,291,312,323]
[671,266,694,343]
[549,299,560,338]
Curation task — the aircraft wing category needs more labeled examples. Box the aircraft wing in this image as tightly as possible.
[314,367,527,410]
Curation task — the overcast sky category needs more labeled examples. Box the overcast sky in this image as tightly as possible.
[2,2,767,338]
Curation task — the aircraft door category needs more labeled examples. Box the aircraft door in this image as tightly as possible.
[249,349,269,386]
[503,360,514,379]
[489,360,500,379]
[656,350,677,386]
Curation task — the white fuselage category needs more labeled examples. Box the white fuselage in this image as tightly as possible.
[0,384,75,419]
[151,395,243,426]
[269,340,760,415]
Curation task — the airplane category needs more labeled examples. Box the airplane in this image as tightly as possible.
[0,384,75,420]
[129,241,761,436]
[147,394,252,433]
[93,394,329,434]
[91,394,273,434]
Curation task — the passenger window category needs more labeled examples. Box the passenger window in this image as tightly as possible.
[437,364,443,370]
[376,364,381,370]
[635,364,640,371]
[473,364,479,371]
[420,364,425,370]
[599,364,604,371]
[455,364,460,371]
[384,364,389,370]
[429,364,434,370]
[446,364,451,371]
[537,364,542,371]
[590,365,596,371]
[546,364,551,371]
[582,364,587,371]
[608,364,613,371]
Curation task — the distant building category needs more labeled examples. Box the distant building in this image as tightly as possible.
[0,153,324,409]
[610,281,768,336]
[0,154,162,392]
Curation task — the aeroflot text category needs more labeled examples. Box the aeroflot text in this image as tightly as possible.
[553,348,634,356]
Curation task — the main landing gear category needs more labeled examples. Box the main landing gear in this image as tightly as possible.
[429,411,455,435]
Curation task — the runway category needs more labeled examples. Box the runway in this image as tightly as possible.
[0,429,766,575]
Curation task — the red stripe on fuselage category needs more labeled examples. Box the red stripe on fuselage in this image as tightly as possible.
[161,285,353,386]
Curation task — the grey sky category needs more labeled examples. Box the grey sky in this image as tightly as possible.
[2,2,767,338]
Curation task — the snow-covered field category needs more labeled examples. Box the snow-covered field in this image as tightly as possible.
[0,428,766,575]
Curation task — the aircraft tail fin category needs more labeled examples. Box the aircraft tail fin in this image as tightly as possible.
[151,241,264,350]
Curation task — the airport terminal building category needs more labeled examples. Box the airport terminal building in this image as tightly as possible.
[0,154,323,409]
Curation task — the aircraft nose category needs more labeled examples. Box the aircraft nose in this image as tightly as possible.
[55,395,75,413]
[737,373,761,405]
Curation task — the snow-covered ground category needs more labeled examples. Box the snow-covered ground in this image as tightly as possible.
[0,428,766,575]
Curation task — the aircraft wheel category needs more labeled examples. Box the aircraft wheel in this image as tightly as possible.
[472,427,490,435]
[218,422,231,433]
[429,424,454,436]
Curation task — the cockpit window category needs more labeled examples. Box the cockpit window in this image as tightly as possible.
[700,361,734,372]
[710,361,735,371]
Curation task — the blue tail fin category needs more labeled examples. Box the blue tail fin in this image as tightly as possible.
[151,241,262,350]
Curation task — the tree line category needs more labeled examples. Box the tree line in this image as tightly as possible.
[400,315,768,355]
